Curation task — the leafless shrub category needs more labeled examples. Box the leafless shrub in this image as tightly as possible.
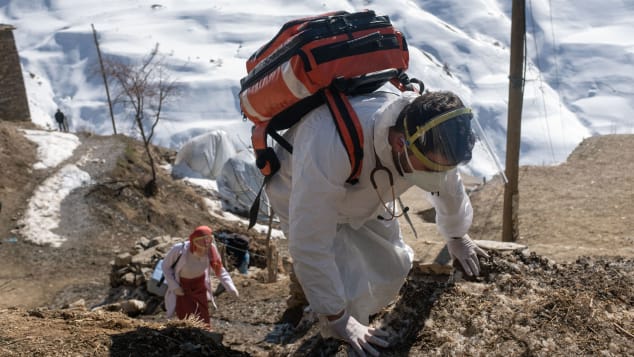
[102,44,179,196]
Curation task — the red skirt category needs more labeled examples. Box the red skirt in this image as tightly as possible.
[175,275,210,326]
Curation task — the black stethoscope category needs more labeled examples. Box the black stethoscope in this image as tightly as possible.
[370,153,407,221]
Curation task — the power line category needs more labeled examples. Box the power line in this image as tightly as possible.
[547,0,567,143]
[527,0,556,162]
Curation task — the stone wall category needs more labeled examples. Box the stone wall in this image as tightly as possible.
[0,24,31,122]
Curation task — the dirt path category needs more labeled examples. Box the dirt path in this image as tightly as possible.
[1,122,256,310]
[0,129,128,308]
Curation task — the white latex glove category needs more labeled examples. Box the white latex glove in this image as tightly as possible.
[446,234,489,276]
[173,286,185,296]
[329,311,389,357]
[230,288,239,298]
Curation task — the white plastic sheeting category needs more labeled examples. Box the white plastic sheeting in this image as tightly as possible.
[217,150,270,220]
[172,129,269,220]
[172,129,249,180]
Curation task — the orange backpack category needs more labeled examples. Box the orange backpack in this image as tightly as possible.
[240,10,423,227]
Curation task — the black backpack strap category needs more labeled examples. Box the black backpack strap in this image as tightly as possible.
[268,130,292,154]
[248,175,271,229]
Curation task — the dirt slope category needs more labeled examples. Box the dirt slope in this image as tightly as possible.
[0,121,632,356]
[468,134,634,262]
[0,122,261,309]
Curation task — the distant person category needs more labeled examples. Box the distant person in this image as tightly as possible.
[54,109,67,132]
[162,225,239,328]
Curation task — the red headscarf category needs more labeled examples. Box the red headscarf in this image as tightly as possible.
[189,225,223,277]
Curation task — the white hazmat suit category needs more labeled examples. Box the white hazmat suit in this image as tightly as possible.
[265,91,473,328]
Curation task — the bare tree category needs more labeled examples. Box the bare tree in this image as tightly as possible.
[103,44,179,196]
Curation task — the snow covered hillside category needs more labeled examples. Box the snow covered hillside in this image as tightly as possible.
[1,0,633,177]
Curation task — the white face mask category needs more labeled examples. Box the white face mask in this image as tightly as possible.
[398,147,447,193]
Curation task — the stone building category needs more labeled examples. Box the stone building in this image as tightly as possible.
[0,24,31,122]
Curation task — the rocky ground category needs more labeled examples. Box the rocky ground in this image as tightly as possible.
[0,120,632,356]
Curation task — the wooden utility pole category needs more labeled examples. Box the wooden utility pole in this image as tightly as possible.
[91,24,117,134]
[266,208,278,283]
[502,0,525,242]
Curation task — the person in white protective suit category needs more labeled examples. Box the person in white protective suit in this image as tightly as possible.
[265,90,489,356]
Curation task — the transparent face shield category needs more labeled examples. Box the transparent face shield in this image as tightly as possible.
[403,107,507,186]
[469,113,508,183]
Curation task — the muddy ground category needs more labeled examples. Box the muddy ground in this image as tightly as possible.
[0,120,632,356]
